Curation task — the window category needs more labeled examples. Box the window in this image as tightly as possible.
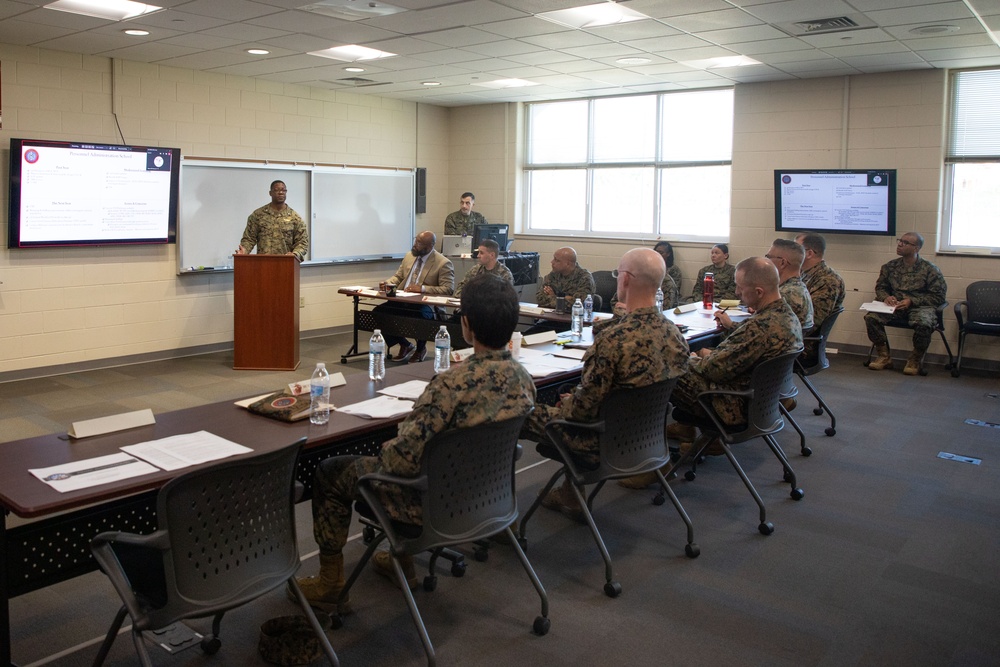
[943,68,1000,254]
[524,89,733,241]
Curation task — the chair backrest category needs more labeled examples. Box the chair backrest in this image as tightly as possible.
[597,378,677,475]
[592,270,617,313]
[418,414,529,547]
[802,306,843,373]
[966,281,1000,325]
[153,439,304,626]
[745,349,802,436]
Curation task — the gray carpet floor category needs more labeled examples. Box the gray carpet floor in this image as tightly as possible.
[6,333,1000,667]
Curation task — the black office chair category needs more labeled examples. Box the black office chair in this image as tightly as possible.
[952,281,1000,377]
[796,307,844,437]
[338,415,549,667]
[90,439,339,667]
[591,270,617,313]
[864,301,954,375]
[519,379,698,599]
[655,349,804,536]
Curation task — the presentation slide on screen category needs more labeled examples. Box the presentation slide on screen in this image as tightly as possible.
[778,171,891,233]
[18,143,175,243]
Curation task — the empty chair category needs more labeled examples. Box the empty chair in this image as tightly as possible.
[591,270,617,313]
[864,301,954,375]
[338,415,548,667]
[656,349,804,536]
[519,379,698,599]
[90,439,338,667]
[796,307,844,437]
[952,281,1000,377]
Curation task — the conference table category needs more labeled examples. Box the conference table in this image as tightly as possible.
[0,305,722,664]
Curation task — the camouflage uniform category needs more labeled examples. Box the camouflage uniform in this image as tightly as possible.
[667,265,683,304]
[673,299,802,427]
[802,260,845,330]
[444,210,487,236]
[690,262,737,303]
[521,306,690,466]
[535,265,596,308]
[239,204,308,261]
[779,275,814,332]
[865,257,947,353]
[611,274,679,311]
[310,349,535,557]
[454,262,514,297]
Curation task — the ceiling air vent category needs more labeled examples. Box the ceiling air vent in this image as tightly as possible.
[776,14,875,37]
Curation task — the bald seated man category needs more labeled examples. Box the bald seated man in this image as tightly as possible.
[520,248,690,519]
[535,246,595,309]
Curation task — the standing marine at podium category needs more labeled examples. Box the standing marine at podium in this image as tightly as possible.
[236,180,309,261]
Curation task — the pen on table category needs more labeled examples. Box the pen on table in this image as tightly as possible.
[43,458,142,481]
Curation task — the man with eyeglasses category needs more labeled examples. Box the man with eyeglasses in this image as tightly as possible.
[767,238,814,332]
[865,232,947,375]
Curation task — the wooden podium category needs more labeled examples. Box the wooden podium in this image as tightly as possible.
[233,254,300,370]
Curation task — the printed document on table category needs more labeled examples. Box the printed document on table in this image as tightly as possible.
[30,452,159,493]
[122,431,253,471]
[860,301,896,314]
[339,395,415,419]
[379,380,429,400]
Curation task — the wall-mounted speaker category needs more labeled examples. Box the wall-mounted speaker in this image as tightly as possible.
[415,167,427,214]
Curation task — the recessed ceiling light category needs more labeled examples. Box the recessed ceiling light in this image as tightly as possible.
[44,0,162,21]
[422,81,441,86]
[909,24,960,35]
[617,57,651,65]
[123,29,149,36]
[247,48,269,55]
[344,66,365,72]
[472,78,538,90]
[308,44,397,62]
[538,2,648,29]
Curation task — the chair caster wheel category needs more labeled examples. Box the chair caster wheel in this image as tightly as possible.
[825,427,836,436]
[813,407,823,415]
[652,493,665,506]
[919,368,928,376]
[759,522,774,535]
[684,470,696,481]
[801,446,812,457]
[362,525,375,544]
[685,543,700,558]
[791,488,804,501]
[451,561,467,577]
[423,575,437,592]
[473,547,489,562]
[200,636,221,655]
[604,581,622,598]
[951,369,960,378]
[533,616,551,636]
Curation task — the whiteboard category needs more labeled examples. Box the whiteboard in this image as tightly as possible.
[178,160,414,273]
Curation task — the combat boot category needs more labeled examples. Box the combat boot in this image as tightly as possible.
[371,551,418,590]
[903,350,923,376]
[666,422,696,441]
[293,553,351,614]
[868,344,893,370]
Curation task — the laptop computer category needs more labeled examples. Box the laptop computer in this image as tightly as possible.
[441,234,472,256]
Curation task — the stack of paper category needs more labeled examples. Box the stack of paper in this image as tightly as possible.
[339,396,415,419]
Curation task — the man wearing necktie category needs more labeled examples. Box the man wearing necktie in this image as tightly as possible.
[377,230,455,362]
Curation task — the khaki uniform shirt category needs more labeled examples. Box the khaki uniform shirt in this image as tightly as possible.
[240,203,308,261]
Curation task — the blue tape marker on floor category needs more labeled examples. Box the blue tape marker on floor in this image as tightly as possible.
[938,452,981,465]
[964,418,1000,429]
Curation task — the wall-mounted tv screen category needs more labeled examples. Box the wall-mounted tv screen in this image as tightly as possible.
[8,138,180,248]
[774,169,896,236]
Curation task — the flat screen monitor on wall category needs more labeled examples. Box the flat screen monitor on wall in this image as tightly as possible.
[774,169,896,236]
[472,223,509,253]
[8,138,181,248]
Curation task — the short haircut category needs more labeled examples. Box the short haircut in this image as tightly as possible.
[653,240,675,267]
[736,257,779,291]
[714,243,729,256]
[796,232,826,256]
[479,238,500,255]
[461,192,475,201]
[460,275,520,349]
[771,238,804,268]
[270,180,286,190]
[904,231,924,249]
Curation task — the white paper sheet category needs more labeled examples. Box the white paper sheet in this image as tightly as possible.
[522,330,558,345]
[122,431,253,471]
[378,380,429,400]
[552,347,587,360]
[338,395,415,419]
[30,453,159,493]
[860,301,896,314]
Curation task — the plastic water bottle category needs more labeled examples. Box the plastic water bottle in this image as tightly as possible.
[655,287,664,313]
[702,272,715,310]
[434,325,451,373]
[571,298,584,340]
[583,294,594,323]
[369,329,385,381]
[310,362,330,425]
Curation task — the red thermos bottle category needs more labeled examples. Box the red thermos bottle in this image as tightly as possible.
[702,272,714,310]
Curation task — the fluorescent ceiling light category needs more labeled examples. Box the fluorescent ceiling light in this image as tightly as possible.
[123,28,148,36]
[537,2,648,29]
[681,55,762,70]
[472,78,538,90]
[422,81,441,86]
[308,45,397,62]
[44,0,162,21]
[344,67,365,72]
[617,57,650,65]
[247,49,269,55]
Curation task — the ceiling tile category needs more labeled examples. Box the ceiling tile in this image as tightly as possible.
[412,26,507,48]
[520,30,611,50]
[477,16,568,39]
[364,0,526,34]
[797,28,895,48]
[664,8,765,33]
